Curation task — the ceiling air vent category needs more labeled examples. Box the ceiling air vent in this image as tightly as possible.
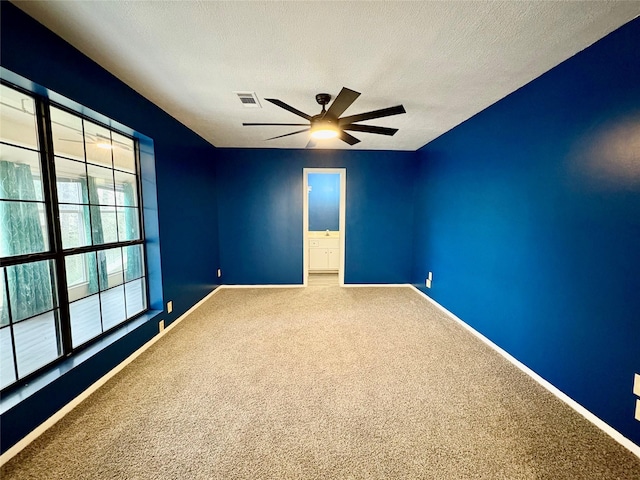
[234,91,261,108]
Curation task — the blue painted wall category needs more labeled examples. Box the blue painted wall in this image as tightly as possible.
[308,173,340,231]
[1,2,220,453]
[216,149,416,285]
[3,0,638,455]
[413,18,640,445]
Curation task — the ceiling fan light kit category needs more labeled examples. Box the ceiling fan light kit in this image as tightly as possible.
[242,87,406,147]
[310,125,339,139]
[95,133,113,149]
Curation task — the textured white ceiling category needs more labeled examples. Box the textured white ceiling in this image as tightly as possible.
[14,1,640,151]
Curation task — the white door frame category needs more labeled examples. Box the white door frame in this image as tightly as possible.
[303,168,346,286]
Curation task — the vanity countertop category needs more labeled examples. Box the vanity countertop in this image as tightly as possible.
[308,231,339,238]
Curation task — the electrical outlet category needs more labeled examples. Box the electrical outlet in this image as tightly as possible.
[426,279,432,288]
[167,301,173,314]
[635,399,640,422]
[634,373,640,397]
[159,320,165,332]
[217,268,221,278]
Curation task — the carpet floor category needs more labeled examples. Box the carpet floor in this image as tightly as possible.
[2,285,639,479]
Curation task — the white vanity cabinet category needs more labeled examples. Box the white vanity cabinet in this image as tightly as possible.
[309,236,340,272]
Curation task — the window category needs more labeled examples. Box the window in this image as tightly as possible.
[0,83,147,390]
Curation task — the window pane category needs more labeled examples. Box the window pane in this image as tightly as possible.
[66,252,100,302]
[14,310,61,377]
[87,165,115,205]
[112,132,135,173]
[7,259,57,322]
[124,245,145,282]
[91,205,118,245]
[117,207,140,242]
[99,247,123,290]
[0,85,38,150]
[0,145,44,201]
[60,203,91,249]
[50,107,85,161]
[55,157,88,203]
[0,326,16,389]
[125,279,146,317]
[0,268,8,327]
[70,294,101,347]
[0,200,49,257]
[101,286,126,330]
[1,85,147,389]
[114,171,138,207]
[65,254,86,290]
[84,121,113,168]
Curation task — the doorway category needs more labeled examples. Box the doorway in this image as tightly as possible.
[303,168,346,286]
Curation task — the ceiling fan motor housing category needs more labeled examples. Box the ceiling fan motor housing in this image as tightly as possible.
[311,114,337,126]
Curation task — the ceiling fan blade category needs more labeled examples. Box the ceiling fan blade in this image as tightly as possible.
[243,123,309,126]
[325,87,361,119]
[341,124,398,136]
[265,98,312,121]
[339,105,406,125]
[339,130,361,146]
[265,128,310,141]
[306,138,317,148]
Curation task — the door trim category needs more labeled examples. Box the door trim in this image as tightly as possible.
[303,168,346,286]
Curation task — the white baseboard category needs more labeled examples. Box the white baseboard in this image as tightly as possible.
[219,284,304,289]
[222,283,410,289]
[408,285,640,459]
[0,287,222,467]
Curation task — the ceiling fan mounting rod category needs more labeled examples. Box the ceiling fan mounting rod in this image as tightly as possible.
[316,93,331,115]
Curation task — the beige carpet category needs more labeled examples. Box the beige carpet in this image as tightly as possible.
[2,285,639,479]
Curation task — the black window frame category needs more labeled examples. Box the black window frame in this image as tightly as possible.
[0,80,149,393]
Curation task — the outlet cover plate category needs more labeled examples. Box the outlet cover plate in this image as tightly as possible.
[159,320,165,332]
[634,373,640,397]
[635,399,640,422]
[167,301,173,314]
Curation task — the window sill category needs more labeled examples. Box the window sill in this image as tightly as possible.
[0,309,162,415]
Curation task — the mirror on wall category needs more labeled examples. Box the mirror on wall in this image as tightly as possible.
[308,173,340,233]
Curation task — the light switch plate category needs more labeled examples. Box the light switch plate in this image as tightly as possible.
[426,279,432,288]
[428,271,433,281]
[167,301,173,314]
[634,373,640,397]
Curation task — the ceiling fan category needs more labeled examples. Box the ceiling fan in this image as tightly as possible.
[243,87,406,147]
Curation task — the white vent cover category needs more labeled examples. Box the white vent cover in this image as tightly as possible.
[234,91,261,108]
